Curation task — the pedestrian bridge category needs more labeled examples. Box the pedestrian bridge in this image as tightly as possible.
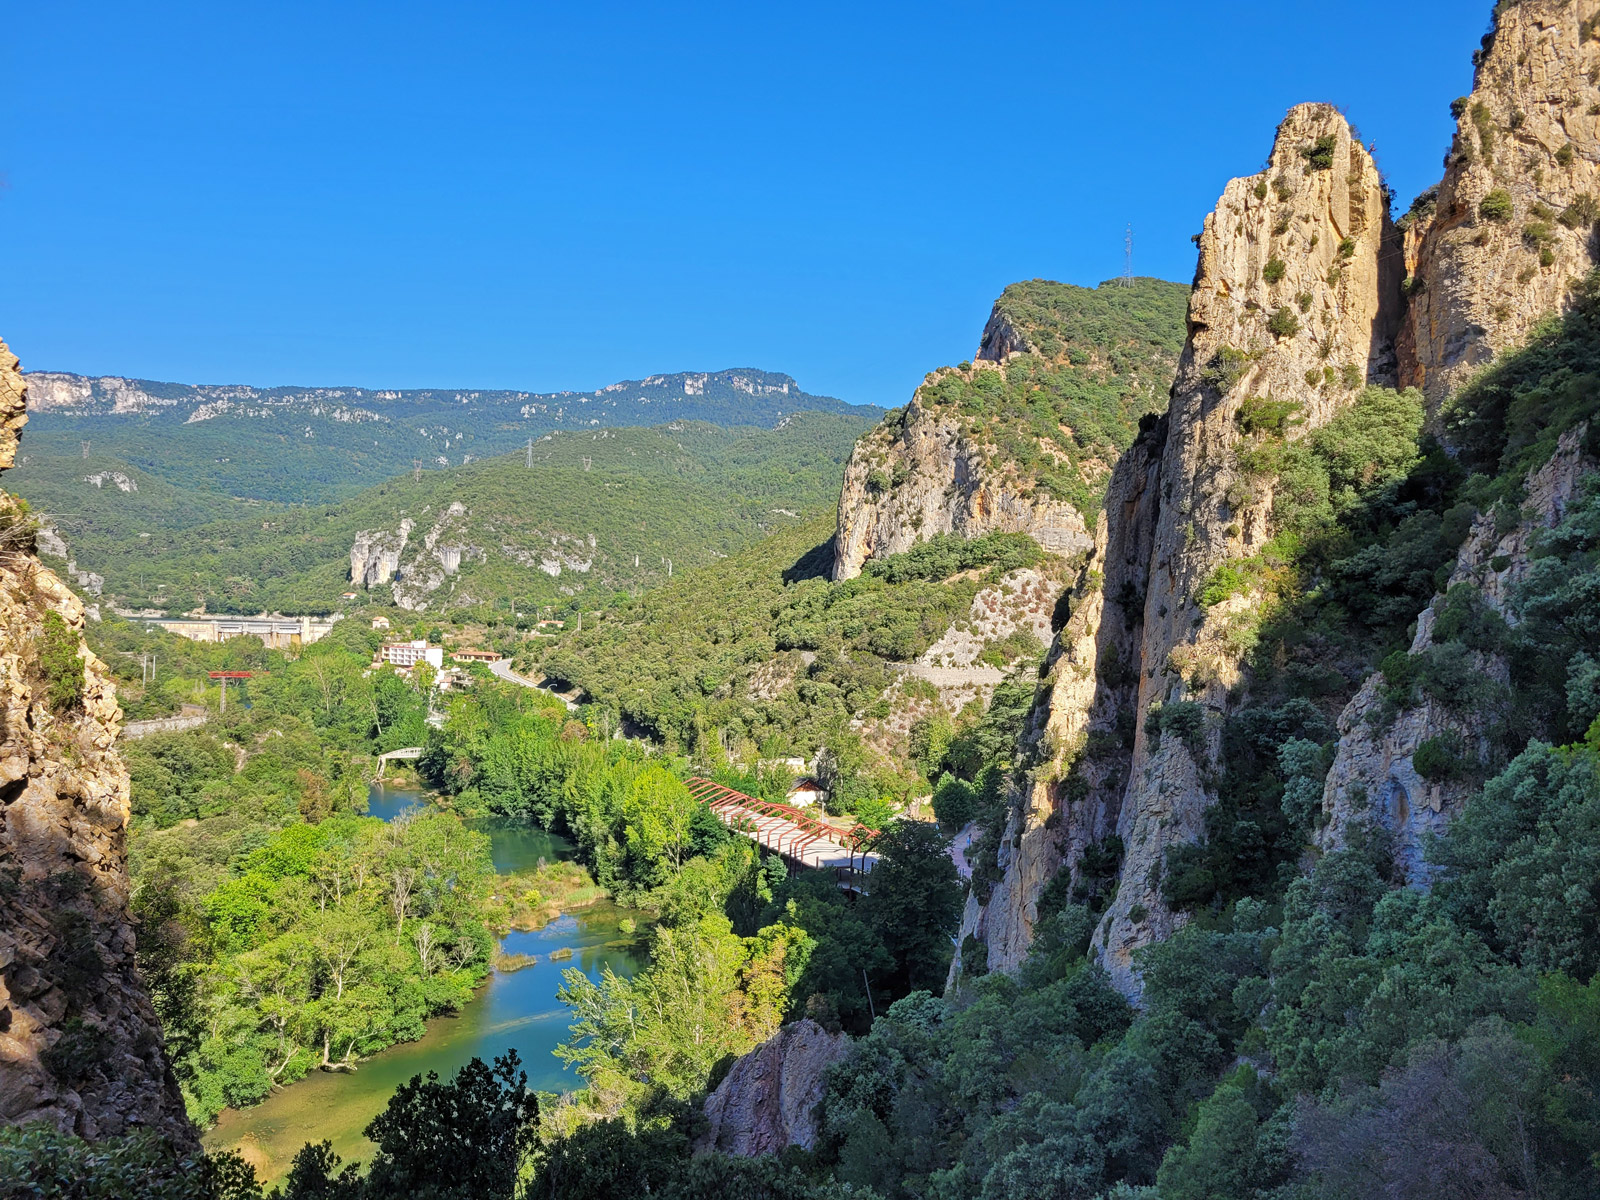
[685,777,878,890]
[376,747,423,779]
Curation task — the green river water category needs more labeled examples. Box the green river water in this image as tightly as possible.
[203,784,645,1181]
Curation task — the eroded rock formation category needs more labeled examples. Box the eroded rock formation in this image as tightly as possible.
[832,397,1094,581]
[1402,0,1600,407]
[698,1019,852,1156]
[0,339,194,1145]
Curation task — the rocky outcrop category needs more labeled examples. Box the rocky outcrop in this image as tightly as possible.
[349,520,414,589]
[1095,106,1400,996]
[0,340,194,1146]
[832,397,1094,581]
[1401,0,1600,408]
[1318,424,1595,876]
[698,1019,853,1157]
[950,418,1166,983]
[955,105,1404,1000]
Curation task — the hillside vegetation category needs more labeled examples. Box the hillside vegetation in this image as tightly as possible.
[930,276,1188,517]
[540,520,1053,810]
[22,367,878,503]
[10,414,871,615]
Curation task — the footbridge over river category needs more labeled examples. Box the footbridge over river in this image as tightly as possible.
[375,747,423,780]
[685,777,878,891]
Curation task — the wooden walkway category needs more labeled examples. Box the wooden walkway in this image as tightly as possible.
[685,777,879,888]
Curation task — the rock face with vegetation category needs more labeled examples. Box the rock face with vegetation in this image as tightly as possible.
[953,105,1405,993]
[0,340,193,1146]
[698,1018,853,1156]
[832,278,1189,581]
[1402,0,1600,406]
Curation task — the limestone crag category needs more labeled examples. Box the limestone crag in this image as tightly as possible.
[698,1019,853,1157]
[350,520,413,589]
[1318,425,1596,876]
[950,419,1165,984]
[0,340,194,1146]
[832,395,1093,581]
[1089,106,1401,996]
[389,503,485,611]
[1402,0,1600,407]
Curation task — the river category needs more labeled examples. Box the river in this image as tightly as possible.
[203,783,645,1180]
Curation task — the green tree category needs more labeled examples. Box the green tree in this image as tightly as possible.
[864,821,964,993]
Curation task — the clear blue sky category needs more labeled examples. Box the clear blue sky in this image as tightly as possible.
[5,2,1492,409]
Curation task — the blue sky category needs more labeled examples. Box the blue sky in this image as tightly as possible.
[5,2,1491,409]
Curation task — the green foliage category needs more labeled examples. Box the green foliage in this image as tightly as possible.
[1479,188,1514,223]
[0,1124,264,1200]
[913,278,1189,518]
[1265,307,1300,339]
[11,414,870,616]
[860,531,1042,584]
[1145,701,1205,756]
[38,610,85,712]
[1301,134,1337,171]
[1261,258,1286,285]
[279,1052,539,1200]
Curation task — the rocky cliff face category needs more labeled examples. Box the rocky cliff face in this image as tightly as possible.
[0,340,193,1146]
[832,395,1095,581]
[831,278,1188,582]
[957,4,1600,1006]
[955,105,1404,998]
[1402,0,1600,408]
[1318,423,1595,877]
[698,1018,853,1157]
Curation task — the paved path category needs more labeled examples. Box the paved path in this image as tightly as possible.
[949,821,977,880]
[686,777,878,883]
[488,659,581,711]
[898,663,1006,688]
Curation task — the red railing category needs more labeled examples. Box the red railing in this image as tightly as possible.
[684,777,880,856]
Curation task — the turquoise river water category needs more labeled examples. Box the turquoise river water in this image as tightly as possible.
[203,784,644,1180]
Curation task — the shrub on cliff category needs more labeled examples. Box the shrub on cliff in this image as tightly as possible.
[37,610,85,713]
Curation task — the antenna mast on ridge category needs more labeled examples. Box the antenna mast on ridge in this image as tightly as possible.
[1121,225,1134,286]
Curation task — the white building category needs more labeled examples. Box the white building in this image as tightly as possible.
[380,639,443,670]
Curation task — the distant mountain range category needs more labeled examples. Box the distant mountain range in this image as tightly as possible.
[20,368,880,503]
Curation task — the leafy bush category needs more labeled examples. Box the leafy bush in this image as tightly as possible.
[1479,189,1514,222]
[37,611,85,713]
[1266,308,1301,339]
[862,530,1042,584]
[1302,134,1337,171]
[1262,258,1287,285]
[1413,732,1470,781]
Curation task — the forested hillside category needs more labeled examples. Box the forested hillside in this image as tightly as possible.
[20,368,878,503]
[9,414,870,615]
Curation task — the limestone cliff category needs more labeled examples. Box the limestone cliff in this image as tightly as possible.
[698,1019,853,1157]
[832,278,1188,581]
[0,340,194,1145]
[1402,0,1600,407]
[955,105,1403,998]
[831,396,1095,581]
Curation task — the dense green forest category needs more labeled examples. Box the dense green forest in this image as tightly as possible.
[9,413,871,616]
[22,368,878,503]
[538,523,1055,810]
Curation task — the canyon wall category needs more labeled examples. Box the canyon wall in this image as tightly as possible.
[1402,0,1600,407]
[0,341,194,1144]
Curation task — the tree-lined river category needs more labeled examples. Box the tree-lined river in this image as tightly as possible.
[203,785,644,1181]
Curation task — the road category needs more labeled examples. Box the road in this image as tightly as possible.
[487,659,581,711]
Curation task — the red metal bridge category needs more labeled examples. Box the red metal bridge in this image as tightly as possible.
[685,777,879,889]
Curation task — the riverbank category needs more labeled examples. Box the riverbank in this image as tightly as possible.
[201,786,647,1182]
